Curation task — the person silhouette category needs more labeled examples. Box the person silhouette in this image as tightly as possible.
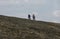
[32,14,35,20]
[28,14,31,20]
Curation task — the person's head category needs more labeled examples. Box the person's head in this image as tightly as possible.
[33,14,35,16]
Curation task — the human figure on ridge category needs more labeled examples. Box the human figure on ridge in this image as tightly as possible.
[28,14,31,20]
[32,14,35,20]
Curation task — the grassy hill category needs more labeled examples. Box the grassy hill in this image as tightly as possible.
[0,15,60,39]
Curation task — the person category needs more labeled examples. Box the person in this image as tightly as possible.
[28,14,31,20]
[32,14,35,20]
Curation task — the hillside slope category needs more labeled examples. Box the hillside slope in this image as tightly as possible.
[0,15,60,39]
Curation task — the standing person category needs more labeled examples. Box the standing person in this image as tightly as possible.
[32,14,35,20]
[28,14,31,20]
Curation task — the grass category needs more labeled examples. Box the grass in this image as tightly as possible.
[0,15,60,39]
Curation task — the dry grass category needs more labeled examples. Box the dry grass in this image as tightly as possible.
[0,15,60,39]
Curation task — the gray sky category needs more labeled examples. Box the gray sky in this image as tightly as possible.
[0,0,60,23]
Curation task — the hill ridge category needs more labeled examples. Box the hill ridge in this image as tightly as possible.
[0,15,60,39]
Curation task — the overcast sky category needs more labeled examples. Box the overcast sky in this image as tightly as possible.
[0,0,60,23]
